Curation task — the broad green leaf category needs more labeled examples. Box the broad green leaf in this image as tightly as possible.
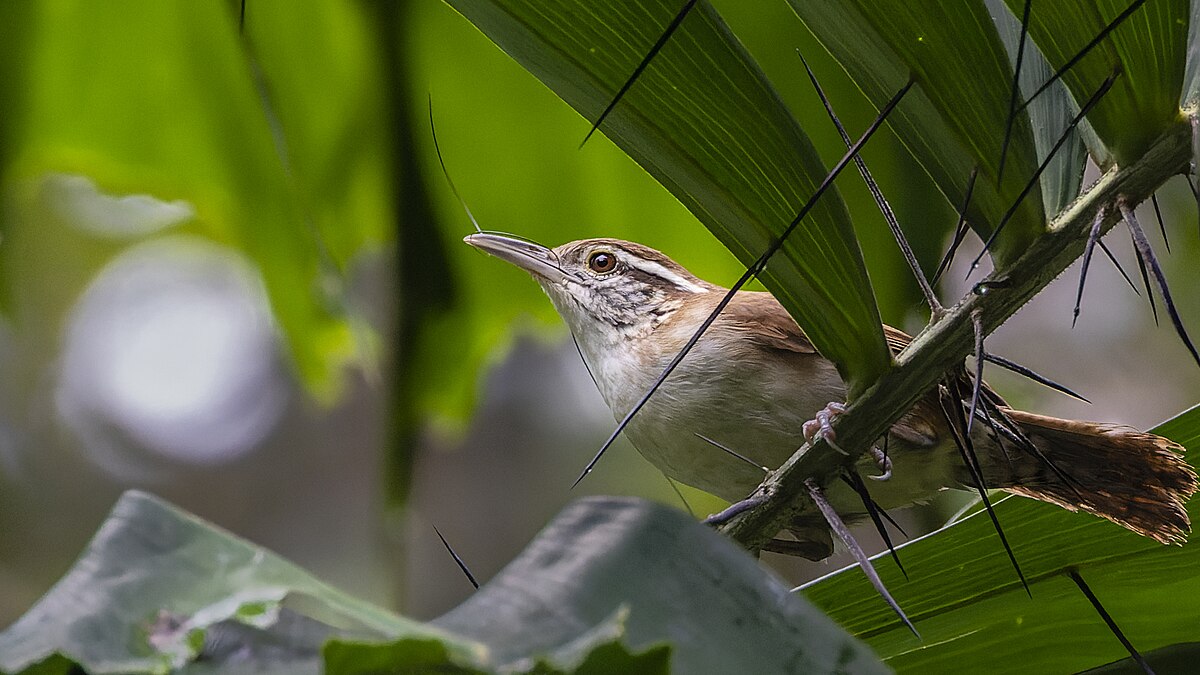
[324,638,489,675]
[1006,0,1191,166]
[444,0,890,391]
[710,0,958,323]
[0,1,396,401]
[790,0,1047,267]
[802,403,1200,673]
[0,491,485,675]
[431,497,887,674]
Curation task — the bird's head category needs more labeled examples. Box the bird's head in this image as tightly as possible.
[464,233,713,344]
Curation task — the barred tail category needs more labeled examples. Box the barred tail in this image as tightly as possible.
[998,409,1196,545]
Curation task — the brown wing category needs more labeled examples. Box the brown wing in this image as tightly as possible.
[720,295,1007,446]
[721,291,817,354]
[883,324,914,356]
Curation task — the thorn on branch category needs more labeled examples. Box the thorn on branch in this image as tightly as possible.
[1015,0,1146,115]
[696,433,769,473]
[1073,207,1107,327]
[842,471,907,578]
[1121,201,1200,367]
[664,474,695,518]
[932,167,979,286]
[805,478,918,638]
[941,376,1030,595]
[997,0,1033,184]
[1128,224,1159,324]
[1151,193,1170,253]
[982,352,1090,403]
[1097,239,1140,296]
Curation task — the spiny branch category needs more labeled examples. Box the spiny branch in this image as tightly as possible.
[716,124,1191,556]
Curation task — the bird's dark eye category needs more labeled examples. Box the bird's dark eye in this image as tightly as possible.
[587,251,617,274]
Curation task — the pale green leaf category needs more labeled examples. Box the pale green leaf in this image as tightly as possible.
[1006,0,1191,166]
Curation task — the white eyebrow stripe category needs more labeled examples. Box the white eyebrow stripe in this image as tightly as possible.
[623,255,708,293]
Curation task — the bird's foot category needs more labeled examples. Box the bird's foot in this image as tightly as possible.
[868,445,893,481]
[802,401,892,479]
[703,493,769,526]
[802,401,848,455]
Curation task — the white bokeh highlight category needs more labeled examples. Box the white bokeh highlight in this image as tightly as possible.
[57,237,289,480]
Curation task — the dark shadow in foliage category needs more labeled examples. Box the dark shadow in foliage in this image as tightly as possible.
[369,2,458,505]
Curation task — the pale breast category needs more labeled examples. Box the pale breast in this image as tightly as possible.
[588,325,845,501]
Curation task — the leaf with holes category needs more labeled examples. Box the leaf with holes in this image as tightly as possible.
[0,493,886,674]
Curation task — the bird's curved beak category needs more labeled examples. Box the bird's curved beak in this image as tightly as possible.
[463,233,570,284]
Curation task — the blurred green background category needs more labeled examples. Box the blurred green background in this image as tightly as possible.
[0,0,1196,629]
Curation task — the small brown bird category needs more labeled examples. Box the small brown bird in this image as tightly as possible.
[466,232,1196,559]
